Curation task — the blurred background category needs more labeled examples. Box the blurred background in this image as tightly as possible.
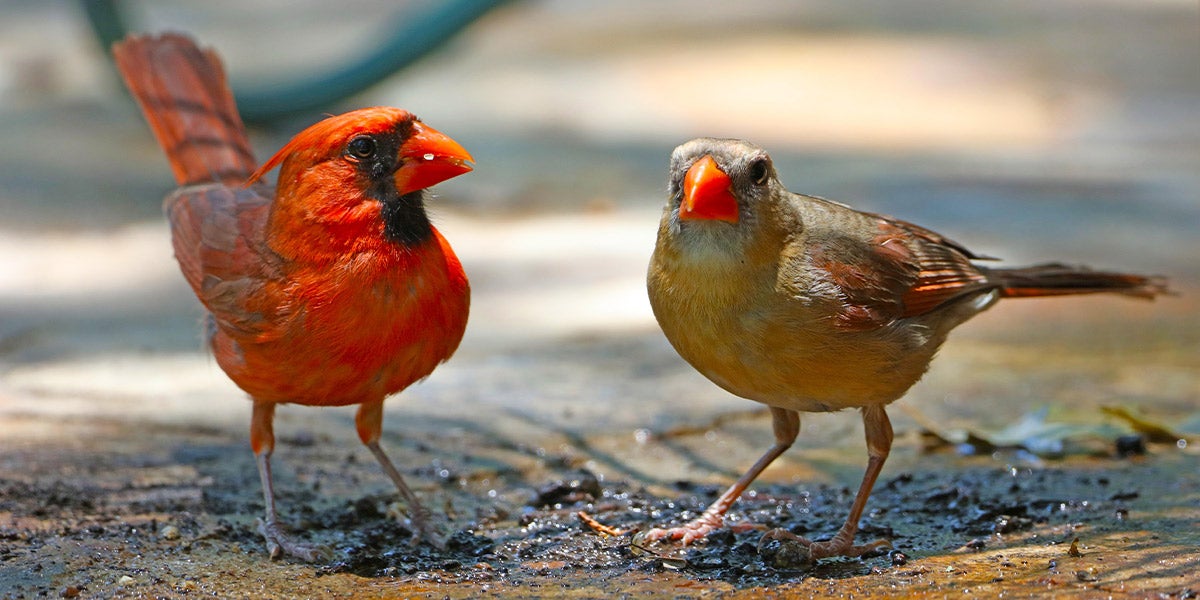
[1,0,1197,501]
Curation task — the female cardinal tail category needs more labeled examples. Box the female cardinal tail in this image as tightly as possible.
[113,33,257,187]
[991,263,1170,300]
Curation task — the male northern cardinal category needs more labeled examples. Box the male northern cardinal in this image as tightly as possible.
[113,33,473,561]
[644,138,1168,561]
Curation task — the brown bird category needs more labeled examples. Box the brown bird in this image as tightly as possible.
[644,138,1168,560]
[113,34,473,561]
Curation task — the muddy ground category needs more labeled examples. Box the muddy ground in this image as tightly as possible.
[1,393,1197,598]
[3,0,1200,598]
[3,324,1199,598]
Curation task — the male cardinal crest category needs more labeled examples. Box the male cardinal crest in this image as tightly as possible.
[644,138,1169,561]
[113,33,473,561]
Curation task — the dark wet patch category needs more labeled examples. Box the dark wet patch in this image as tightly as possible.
[1,430,1195,597]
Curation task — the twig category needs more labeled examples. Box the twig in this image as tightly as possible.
[576,511,630,537]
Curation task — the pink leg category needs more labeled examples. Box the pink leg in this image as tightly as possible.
[761,404,893,560]
[642,407,800,545]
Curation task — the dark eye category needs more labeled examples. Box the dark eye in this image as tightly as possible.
[749,158,770,186]
[346,136,377,160]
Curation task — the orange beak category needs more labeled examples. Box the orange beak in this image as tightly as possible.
[679,155,739,223]
[394,121,475,195]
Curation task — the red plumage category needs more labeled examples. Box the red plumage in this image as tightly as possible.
[114,33,472,561]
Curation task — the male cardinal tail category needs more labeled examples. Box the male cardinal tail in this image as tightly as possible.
[113,33,257,187]
[990,263,1170,300]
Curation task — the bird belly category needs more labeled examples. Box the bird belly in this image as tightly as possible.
[652,287,939,413]
[214,255,470,407]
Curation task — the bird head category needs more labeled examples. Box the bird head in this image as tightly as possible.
[249,106,474,245]
[662,138,780,260]
[669,138,777,224]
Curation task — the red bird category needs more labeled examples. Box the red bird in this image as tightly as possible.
[113,33,473,561]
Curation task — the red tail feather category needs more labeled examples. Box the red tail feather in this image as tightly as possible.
[112,33,258,186]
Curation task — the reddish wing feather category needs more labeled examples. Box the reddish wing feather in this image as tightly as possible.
[812,216,993,330]
[808,226,914,331]
[116,33,291,344]
[165,184,286,341]
[875,216,992,317]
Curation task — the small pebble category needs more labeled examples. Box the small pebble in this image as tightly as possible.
[118,575,135,585]
[160,525,181,540]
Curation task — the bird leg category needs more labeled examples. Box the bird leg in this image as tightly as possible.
[641,407,800,545]
[760,404,894,560]
[355,400,446,549]
[250,400,332,562]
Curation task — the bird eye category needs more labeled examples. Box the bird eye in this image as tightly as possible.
[749,158,770,186]
[346,136,377,160]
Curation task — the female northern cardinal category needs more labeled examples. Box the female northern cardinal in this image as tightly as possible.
[645,138,1168,561]
[113,34,473,561]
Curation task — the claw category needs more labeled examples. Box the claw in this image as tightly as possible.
[388,500,447,549]
[639,511,724,546]
[257,518,333,563]
[409,520,448,550]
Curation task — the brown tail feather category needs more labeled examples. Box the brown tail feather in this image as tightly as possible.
[113,33,257,187]
[990,263,1170,300]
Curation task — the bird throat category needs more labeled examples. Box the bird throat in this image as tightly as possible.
[378,189,434,246]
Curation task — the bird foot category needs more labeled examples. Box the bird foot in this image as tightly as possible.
[257,518,333,563]
[758,528,891,563]
[636,512,724,546]
[388,502,448,550]
[411,519,448,551]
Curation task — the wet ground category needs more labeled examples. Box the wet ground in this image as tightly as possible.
[2,414,1198,597]
[2,1,1199,598]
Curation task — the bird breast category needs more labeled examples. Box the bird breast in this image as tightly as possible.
[648,238,939,413]
[215,233,469,407]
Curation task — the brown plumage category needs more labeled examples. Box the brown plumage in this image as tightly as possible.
[643,137,1168,560]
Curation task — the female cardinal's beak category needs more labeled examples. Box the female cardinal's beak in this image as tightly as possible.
[679,155,739,223]
[395,122,475,195]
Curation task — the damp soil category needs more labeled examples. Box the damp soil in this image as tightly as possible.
[1,421,1197,599]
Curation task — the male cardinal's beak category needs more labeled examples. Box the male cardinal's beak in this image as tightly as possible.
[395,122,475,195]
[679,155,739,224]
